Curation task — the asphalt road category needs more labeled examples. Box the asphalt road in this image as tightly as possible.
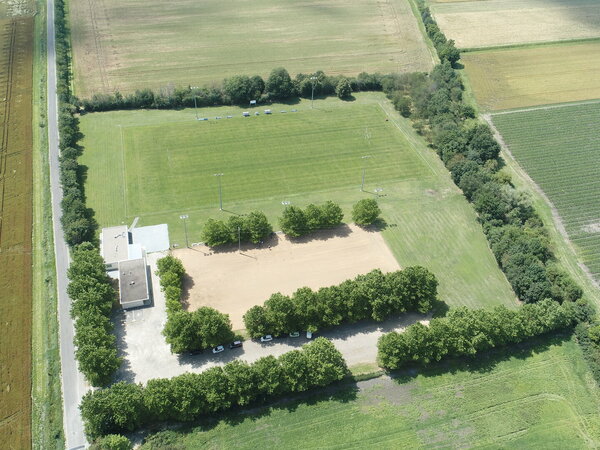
[46,0,88,448]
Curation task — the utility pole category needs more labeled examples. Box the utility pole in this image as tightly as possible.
[179,214,189,247]
[310,76,317,109]
[214,173,224,210]
[361,155,371,192]
[191,86,199,119]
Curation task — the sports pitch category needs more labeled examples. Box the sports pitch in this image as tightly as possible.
[430,0,600,49]
[79,94,517,309]
[69,0,434,97]
[462,41,600,111]
[492,101,600,283]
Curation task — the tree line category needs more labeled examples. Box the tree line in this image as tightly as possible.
[80,338,348,439]
[382,23,582,305]
[79,68,392,113]
[156,255,236,354]
[201,211,273,248]
[243,267,438,338]
[378,299,584,369]
[55,0,97,246]
[202,200,381,249]
[67,243,121,386]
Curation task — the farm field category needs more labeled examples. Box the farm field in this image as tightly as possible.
[79,93,516,310]
[429,0,600,49]
[462,41,600,111]
[69,0,434,98]
[0,15,33,450]
[141,335,600,448]
[492,102,600,284]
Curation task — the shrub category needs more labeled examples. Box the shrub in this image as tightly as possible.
[352,198,381,226]
[89,434,132,450]
[336,78,352,99]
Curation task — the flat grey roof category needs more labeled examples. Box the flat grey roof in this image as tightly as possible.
[132,224,170,253]
[102,225,129,264]
[118,258,149,306]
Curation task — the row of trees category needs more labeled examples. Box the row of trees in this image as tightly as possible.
[418,1,460,66]
[55,0,97,246]
[67,243,121,386]
[79,69,393,112]
[201,211,272,248]
[384,19,582,305]
[80,338,348,439]
[156,255,235,353]
[279,201,344,237]
[243,267,438,337]
[378,299,581,369]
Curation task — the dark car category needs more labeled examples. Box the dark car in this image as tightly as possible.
[188,349,203,356]
[229,341,243,349]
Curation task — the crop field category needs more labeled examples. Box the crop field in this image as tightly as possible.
[69,0,434,97]
[79,93,516,309]
[141,335,600,448]
[0,16,33,450]
[492,102,600,283]
[462,41,600,111]
[430,0,600,49]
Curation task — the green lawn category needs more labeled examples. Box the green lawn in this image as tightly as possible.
[141,334,600,448]
[80,93,516,309]
[492,102,600,284]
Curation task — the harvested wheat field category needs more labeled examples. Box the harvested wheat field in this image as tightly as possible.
[462,41,600,111]
[0,16,33,450]
[431,0,600,49]
[69,0,434,97]
[174,225,400,330]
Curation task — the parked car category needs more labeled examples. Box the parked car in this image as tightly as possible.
[212,345,225,354]
[289,332,300,338]
[188,349,203,356]
[306,331,313,339]
[229,341,243,349]
[260,335,273,342]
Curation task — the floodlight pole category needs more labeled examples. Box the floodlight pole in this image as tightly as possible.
[191,86,199,120]
[238,226,241,253]
[310,76,317,109]
[361,155,372,192]
[214,173,224,210]
[179,214,189,248]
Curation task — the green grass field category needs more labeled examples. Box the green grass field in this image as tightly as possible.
[462,41,600,111]
[69,0,434,97]
[492,102,600,284]
[140,334,600,448]
[79,93,516,309]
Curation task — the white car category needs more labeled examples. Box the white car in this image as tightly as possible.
[212,345,225,354]
[306,331,313,339]
[260,335,273,342]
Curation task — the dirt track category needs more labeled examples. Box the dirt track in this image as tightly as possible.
[174,224,400,329]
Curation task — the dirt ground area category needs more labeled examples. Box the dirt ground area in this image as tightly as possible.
[173,224,400,329]
[0,16,33,449]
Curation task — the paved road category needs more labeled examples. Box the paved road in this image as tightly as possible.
[46,0,88,448]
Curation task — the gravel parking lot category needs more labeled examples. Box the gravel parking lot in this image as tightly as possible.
[114,252,429,385]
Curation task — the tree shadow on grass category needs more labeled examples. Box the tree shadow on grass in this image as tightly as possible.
[389,331,574,385]
[134,378,360,446]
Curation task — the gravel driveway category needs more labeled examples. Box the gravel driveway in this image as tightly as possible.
[114,252,428,384]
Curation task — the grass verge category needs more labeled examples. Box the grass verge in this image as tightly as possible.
[31,0,65,447]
